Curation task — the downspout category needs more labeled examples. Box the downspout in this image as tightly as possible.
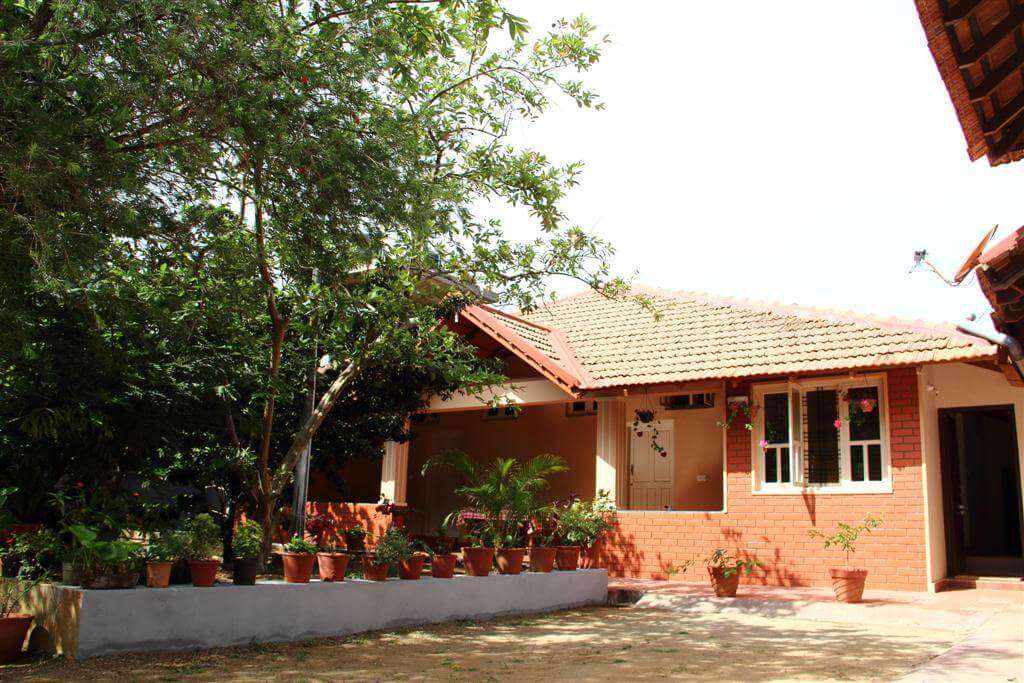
[955,319,1024,383]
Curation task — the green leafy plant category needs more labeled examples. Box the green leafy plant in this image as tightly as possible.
[146,532,184,563]
[706,549,760,579]
[716,399,758,431]
[370,527,414,566]
[0,487,18,531]
[555,491,616,547]
[424,452,567,548]
[808,515,883,567]
[68,525,140,574]
[232,520,264,560]
[184,514,222,561]
[6,529,62,578]
[284,535,317,555]
[1,564,46,618]
[631,408,666,455]
[344,526,367,545]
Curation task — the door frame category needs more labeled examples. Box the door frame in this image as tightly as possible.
[938,404,1024,577]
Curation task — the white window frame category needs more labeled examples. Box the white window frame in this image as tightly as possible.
[752,374,892,495]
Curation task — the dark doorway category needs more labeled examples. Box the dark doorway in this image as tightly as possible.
[939,406,1024,577]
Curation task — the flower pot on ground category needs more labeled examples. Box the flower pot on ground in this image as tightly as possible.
[529,547,557,573]
[317,552,350,582]
[183,513,223,587]
[398,553,427,580]
[495,547,526,575]
[282,536,317,583]
[705,549,760,598]
[431,553,457,578]
[809,515,882,604]
[555,546,580,571]
[1,552,46,663]
[462,547,495,576]
[231,520,264,586]
[0,613,33,664]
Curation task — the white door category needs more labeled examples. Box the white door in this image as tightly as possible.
[629,420,674,510]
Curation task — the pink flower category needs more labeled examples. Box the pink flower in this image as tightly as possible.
[833,419,843,428]
[758,439,769,449]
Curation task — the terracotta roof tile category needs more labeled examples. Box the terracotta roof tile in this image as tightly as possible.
[520,286,995,389]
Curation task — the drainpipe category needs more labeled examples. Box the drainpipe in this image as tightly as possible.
[955,319,1024,383]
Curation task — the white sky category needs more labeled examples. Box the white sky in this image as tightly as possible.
[497,1,1024,327]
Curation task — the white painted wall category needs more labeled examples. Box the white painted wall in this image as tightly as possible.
[918,362,1024,587]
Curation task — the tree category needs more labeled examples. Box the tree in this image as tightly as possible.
[2,1,631,555]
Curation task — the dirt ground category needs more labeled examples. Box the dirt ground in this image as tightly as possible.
[3,605,960,682]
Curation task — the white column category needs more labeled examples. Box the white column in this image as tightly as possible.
[380,439,409,505]
[596,397,629,508]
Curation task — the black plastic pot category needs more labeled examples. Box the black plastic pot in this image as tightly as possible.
[233,557,260,585]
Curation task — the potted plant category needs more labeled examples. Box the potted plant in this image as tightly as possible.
[69,525,141,589]
[809,515,882,603]
[316,531,350,583]
[344,526,367,554]
[397,535,427,580]
[362,527,409,581]
[145,532,182,588]
[232,520,263,586]
[527,507,559,573]
[282,535,317,583]
[0,566,44,664]
[424,451,566,577]
[428,532,458,579]
[706,549,760,597]
[184,513,222,587]
[554,491,615,570]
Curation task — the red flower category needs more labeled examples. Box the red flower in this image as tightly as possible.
[75,481,84,488]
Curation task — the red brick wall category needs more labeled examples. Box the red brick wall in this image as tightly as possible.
[305,502,398,548]
[599,368,928,590]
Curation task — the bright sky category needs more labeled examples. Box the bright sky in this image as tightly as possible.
[498,1,1024,327]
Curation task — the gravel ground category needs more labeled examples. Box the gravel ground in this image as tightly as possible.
[2,604,961,682]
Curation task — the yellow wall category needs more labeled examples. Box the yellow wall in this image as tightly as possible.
[406,403,597,533]
[625,385,726,511]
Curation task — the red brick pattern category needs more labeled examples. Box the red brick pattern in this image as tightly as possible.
[599,368,929,591]
[305,502,397,548]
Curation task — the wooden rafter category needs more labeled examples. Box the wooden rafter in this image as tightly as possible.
[953,5,1024,66]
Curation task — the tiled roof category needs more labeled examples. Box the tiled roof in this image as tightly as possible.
[515,287,995,390]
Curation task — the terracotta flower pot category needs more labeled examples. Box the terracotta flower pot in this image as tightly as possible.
[462,547,495,577]
[282,552,315,583]
[529,547,557,573]
[581,540,604,568]
[398,553,427,580]
[316,552,350,582]
[708,566,740,597]
[495,548,526,575]
[431,553,457,579]
[188,559,220,587]
[555,546,580,571]
[829,568,868,603]
[0,614,33,664]
[146,561,173,588]
[362,556,389,581]
[233,557,260,585]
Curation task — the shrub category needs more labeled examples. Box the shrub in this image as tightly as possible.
[371,527,413,565]
[706,549,759,578]
[284,535,317,555]
[146,532,184,562]
[555,490,615,547]
[808,515,883,567]
[232,520,264,559]
[184,514,222,561]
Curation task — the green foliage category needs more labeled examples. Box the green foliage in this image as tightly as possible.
[146,532,184,563]
[232,520,265,560]
[706,549,760,579]
[425,451,566,548]
[371,527,414,566]
[0,487,16,530]
[68,525,141,573]
[344,527,367,542]
[284,534,317,555]
[183,514,222,561]
[808,515,883,566]
[555,491,615,547]
[4,528,62,578]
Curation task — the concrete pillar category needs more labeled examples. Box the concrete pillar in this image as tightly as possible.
[595,397,629,508]
[380,439,409,505]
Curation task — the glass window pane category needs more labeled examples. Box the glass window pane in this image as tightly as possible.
[848,387,881,441]
[850,444,864,481]
[780,447,790,483]
[868,444,883,481]
[806,389,840,484]
[764,393,789,444]
[765,448,778,483]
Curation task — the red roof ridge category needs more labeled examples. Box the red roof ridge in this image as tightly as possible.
[480,304,555,333]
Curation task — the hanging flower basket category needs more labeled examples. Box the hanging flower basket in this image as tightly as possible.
[632,406,666,456]
[858,398,876,413]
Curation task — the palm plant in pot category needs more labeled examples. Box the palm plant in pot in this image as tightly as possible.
[145,532,183,588]
[69,525,142,589]
[706,549,760,597]
[232,520,263,585]
[809,515,882,603]
[424,451,566,577]
[362,527,410,581]
[282,535,317,583]
[184,514,222,587]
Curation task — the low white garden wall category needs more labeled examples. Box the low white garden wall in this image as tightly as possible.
[33,569,607,659]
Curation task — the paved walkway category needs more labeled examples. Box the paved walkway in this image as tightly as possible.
[610,579,1024,681]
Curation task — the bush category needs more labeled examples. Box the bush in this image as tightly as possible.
[232,520,264,559]
[184,514,222,561]
[371,527,413,565]
[555,490,615,547]
[146,532,184,562]
[284,534,316,555]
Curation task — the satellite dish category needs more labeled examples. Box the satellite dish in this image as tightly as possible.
[953,225,999,284]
